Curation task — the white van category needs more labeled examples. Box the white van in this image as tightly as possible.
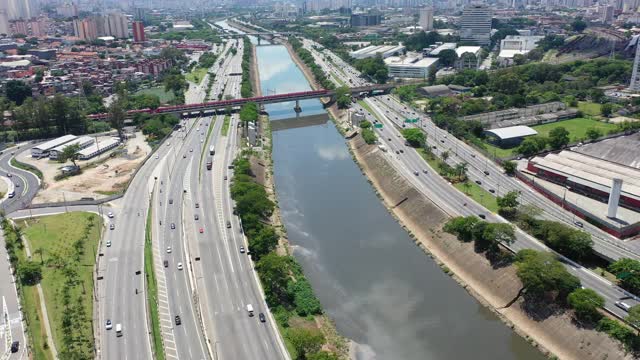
[7,190,14,198]
[115,323,123,337]
[615,301,631,312]
[246,304,254,317]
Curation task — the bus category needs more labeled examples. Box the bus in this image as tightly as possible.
[209,146,215,156]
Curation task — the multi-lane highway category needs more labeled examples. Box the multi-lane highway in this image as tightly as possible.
[0,146,40,215]
[296,38,640,317]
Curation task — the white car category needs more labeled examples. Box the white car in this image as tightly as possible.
[177,262,183,270]
[107,212,114,218]
[166,246,172,253]
[106,240,112,247]
[105,319,113,330]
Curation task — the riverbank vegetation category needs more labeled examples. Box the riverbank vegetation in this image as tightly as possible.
[231,157,342,360]
[289,36,335,90]
[241,36,253,98]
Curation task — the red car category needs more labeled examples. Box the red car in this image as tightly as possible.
[199,228,204,233]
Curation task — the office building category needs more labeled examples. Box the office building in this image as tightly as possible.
[419,7,433,31]
[132,21,145,42]
[385,56,439,78]
[459,4,492,46]
[350,13,382,27]
[106,12,128,39]
[0,10,9,35]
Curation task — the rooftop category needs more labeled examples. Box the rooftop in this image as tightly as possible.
[574,133,640,169]
[485,125,538,140]
[456,46,482,57]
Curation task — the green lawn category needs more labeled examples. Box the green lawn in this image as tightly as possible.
[144,205,164,360]
[135,87,176,103]
[20,212,102,359]
[186,67,208,84]
[222,115,231,136]
[531,117,618,142]
[482,142,517,159]
[453,181,499,213]
[577,101,602,117]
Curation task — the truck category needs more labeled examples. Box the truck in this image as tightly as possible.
[246,304,254,317]
[209,145,215,156]
[206,159,212,170]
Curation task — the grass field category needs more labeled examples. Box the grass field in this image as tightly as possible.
[222,115,231,136]
[20,212,102,359]
[577,101,602,117]
[482,142,517,159]
[186,67,208,84]
[135,87,176,103]
[453,181,499,213]
[531,117,618,142]
[144,205,164,360]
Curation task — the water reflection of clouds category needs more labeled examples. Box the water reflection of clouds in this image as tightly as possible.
[317,144,349,161]
[260,61,293,82]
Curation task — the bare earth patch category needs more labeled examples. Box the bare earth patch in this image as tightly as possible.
[17,132,151,204]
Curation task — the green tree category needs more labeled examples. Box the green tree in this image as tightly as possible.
[59,143,81,167]
[516,136,547,156]
[248,226,279,260]
[5,80,32,105]
[609,258,640,293]
[443,216,480,242]
[108,96,127,140]
[571,18,587,33]
[548,127,570,149]
[585,127,602,140]
[600,103,613,117]
[257,253,293,305]
[18,261,42,285]
[480,223,516,253]
[335,86,351,109]
[626,304,640,328]
[567,288,604,323]
[438,49,458,67]
[454,162,468,180]
[288,327,325,360]
[497,190,519,219]
[401,128,426,147]
[514,250,581,302]
[503,160,517,175]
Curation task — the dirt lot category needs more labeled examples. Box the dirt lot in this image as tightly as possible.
[18,132,152,204]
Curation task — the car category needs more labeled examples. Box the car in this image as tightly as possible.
[200,139,203,143]
[171,223,176,229]
[10,341,19,353]
[399,149,404,153]
[183,154,187,158]
[164,260,168,268]
[108,212,114,218]
[259,313,266,322]
[106,240,112,247]
[6,173,11,177]
[175,315,181,325]
[423,169,428,174]
[106,319,113,330]
[194,214,199,220]
[414,171,419,176]
[470,154,476,158]
[169,199,173,204]
[224,175,228,180]
[489,189,495,193]
[575,221,584,228]
[226,221,231,229]
[616,301,632,312]
[387,138,391,141]
[199,227,204,233]
[395,150,400,154]
[177,262,183,270]
[478,214,486,219]
[195,203,199,208]
[440,140,445,143]
[483,171,490,176]
[14,182,19,188]
[156,154,159,159]
[109,223,115,230]
[166,246,172,253]
[240,246,245,253]
[190,148,193,152]
[475,180,482,185]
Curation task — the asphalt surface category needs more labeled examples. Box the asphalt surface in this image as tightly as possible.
[0,145,41,215]
[301,39,640,318]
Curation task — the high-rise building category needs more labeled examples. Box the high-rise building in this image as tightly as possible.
[419,7,433,31]
[73,17,98,40]
[459,4,492,46]
[106,12,128,38]
[134,7,147,22]
[600,5,614,23]
[29,19,44,37]
[57,1,78,18]
[0,10,9,35]
[350,13,382,27]
[7,0,39,20]
[132,21,145,42]
[12,20,27,35]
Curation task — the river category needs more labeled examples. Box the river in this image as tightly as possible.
[218,20,546,360]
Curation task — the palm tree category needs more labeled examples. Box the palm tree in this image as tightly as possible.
[34,247,44,264]
[441,151,450,162]
[455,162,468,181]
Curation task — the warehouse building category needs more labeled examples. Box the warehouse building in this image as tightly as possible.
[484,125,538,148]
[77,137,121,160]
[31,134,77,158]
[528,151,640,212]
[49,136,95,160]
[349,44,405,59]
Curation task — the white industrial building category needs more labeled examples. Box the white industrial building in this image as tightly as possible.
[31,135,77,158]
[426,42,456,56]
[497,35,544,66]
[455,46,482,69]
[349,44,406,59]
[385,56,439,79]
[49,136,95,160]
[77,137,121,160]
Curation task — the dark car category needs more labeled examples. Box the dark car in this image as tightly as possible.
[484,171,490,176]
[478,214,486,219]
[170,223,176,229]
[164,260,168,268]
[10,341,19,353]
[194,214,199,220]
[475,180,482,185]
[169,199,173,204]
[489,189,495,193]
[259,313,266,323]
[195,203,200,208]
[175,315,181,326]
[226,221,231,229]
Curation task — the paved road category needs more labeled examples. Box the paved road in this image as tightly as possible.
[0,230,26,360]
[301,39,640,318]
[0,146,41,215]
